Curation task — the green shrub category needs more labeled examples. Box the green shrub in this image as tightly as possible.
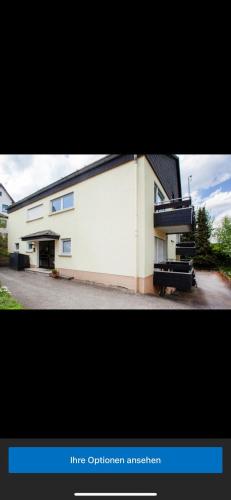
[211,245,231,266]
[0,248,9,257]
[193,254,218,269]
[0,286,23,310]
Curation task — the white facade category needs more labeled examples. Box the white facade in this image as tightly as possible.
[7,156,179,294]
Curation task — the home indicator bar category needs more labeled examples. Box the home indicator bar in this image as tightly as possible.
[73,494,158,497]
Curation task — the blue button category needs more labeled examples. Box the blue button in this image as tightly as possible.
[8,447,223,474]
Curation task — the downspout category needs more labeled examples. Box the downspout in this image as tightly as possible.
[134,154,139,293]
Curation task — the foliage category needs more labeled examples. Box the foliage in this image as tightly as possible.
[215,216,231,256]
[0,233,9,257]
[0,285,23,309]
[0,218,7,228]
[219,267,231,280]
[193,254,218,270]
[211,243,231,266]
[195,207,213,255]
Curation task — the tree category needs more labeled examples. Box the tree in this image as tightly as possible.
[215,216,231,257]
[195,207,213,255]
[0,233,8,257]
[180,207,196,243]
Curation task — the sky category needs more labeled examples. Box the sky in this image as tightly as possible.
[0,154,231,227]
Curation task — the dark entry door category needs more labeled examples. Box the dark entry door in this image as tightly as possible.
[39,241,55,269]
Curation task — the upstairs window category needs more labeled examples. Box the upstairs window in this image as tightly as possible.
[51,192,74,213]
[154,183,165,204]
[15,243,19,251]
[51,197,62,212]
[63,193,74,210]
[2,204,9,212]
[0,191,2,196]
[27,204,43,221]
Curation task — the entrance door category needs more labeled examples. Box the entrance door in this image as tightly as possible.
[39,241,55,269]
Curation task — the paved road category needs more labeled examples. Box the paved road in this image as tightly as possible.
[0,268,230,309]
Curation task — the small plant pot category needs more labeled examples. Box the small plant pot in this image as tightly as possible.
[51,270,59,279]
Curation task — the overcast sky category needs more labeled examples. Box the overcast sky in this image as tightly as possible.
[0,154,231,226]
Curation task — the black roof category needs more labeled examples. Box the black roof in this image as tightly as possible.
[21,230,60,241]
[8,154,181,213]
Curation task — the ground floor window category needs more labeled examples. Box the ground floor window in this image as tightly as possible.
[26,242,33,252]
[61,238,71,255]
[154,237,167,263]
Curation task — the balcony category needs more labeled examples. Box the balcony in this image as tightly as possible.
[176,242,196,257]
[153,260,195,293]
[154,259,193,273]
[154,197,194,234]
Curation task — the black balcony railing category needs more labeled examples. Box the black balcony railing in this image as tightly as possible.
[176,242,196,248]
[154,260,193,273]
[154,197,194,233]
[154,196,192,212]
[153,260,196,293]
[176,242,196,257]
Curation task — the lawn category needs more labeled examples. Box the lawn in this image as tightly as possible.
[0,285,23,310]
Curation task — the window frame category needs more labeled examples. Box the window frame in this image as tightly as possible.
[50,192,74,214]
[2,204,9,212]
[27,204,44,222]
[60,238,72,256]
[26,241,33,253]
[154,236,167,264]
[154,183,165,204]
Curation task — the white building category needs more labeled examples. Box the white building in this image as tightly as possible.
[7,155,194,294]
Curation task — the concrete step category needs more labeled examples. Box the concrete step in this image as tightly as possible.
[25,268,52,277]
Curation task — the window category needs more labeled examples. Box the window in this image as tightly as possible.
[51,193,74,213]
[51,197,62,213]
[26,242,33,252]
[15,243,19,251]
[61,239,71,255]
[154,183,165,204]
[63,193,74,210]
[155,237,167,263]
[0,191,2,196]
[2,204,9,212]
[27,204,43,221]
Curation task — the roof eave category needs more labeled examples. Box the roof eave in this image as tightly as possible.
[8,154,135,213]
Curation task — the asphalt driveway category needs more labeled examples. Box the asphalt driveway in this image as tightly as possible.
[0,267,230,309]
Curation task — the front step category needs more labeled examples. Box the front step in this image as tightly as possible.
[25,268,52,277]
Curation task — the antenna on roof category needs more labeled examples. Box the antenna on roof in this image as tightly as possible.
[188,175,192,197]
